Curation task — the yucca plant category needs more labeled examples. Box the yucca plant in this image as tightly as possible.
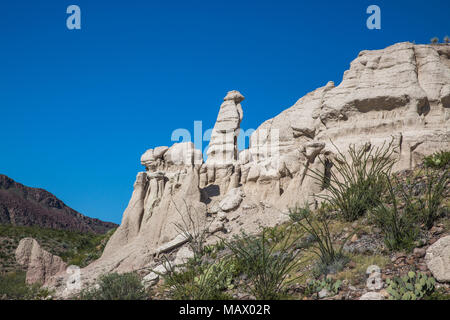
[398,168,449,230]
[289,204,350,274]
[420,168,449,229]
[309,140,397,221]
[370,174,419,251]
[225,227,304,300]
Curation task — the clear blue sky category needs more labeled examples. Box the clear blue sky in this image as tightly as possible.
[0,0,449,224]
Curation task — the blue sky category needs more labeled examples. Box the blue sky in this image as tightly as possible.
[0,0,449,224]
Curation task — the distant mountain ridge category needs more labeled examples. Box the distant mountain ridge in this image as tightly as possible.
[0,174,117,234]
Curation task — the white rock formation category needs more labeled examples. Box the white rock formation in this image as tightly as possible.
[206,90,244,166]
[45,42,450,297]
[15,238,67,285]
[204,90,244,192]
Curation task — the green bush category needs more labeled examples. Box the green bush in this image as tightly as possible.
[290,204,350,275]
[424,151,450,169]
[163,258,234,300]
[79,272,147,300]
[0,271,51,300]
[370,175,419,251]
[386,271,435,300]
[64,228,116,267]
[0,224,116,273]
[309,140,397,221]
[225,227,303,300]
[423,287,450,300]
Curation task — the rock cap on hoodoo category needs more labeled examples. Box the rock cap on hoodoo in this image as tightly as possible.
[224,90,245,103]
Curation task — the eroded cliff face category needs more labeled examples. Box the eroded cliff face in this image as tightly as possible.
[244,42,450,208]
[47,42,450,296]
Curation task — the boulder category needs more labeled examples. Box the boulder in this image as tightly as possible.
[318,288,330,298]
[173,246,194,265]
[156,233,190,254]
[219,188,244,212]
[142,263,171,288]
[425,235,450,282]
[208,220,225,234]
[142,272,159,288]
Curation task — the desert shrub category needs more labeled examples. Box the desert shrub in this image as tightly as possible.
[309,140,397,221]
[370,175,419,251]
[388,167,449,231]
[163,258,235,300]
[430,37,439,44]
[424,287,450,300]
[424,151,450,169]
[289,204,350,275]
[79,272,147,300]
[408,168,448,229]
[0,271,51,300]
[225,227,303,300]
[386,271,435,300]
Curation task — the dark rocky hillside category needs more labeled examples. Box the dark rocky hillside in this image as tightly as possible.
[0,174,117,234]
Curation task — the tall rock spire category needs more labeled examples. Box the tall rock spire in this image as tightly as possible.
[206,90,244,166]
